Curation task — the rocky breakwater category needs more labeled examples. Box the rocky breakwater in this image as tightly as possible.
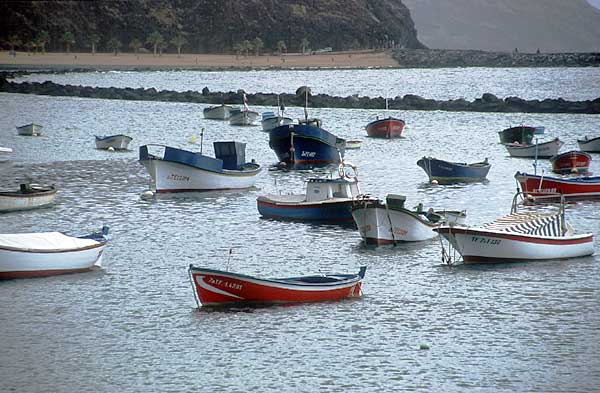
[1,75,599,114]
[392,49,600,68]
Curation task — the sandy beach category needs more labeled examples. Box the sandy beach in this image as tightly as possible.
[0,49,399,70]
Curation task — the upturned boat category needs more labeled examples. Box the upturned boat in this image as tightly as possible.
[257,162,361,223]
[0,226,109,279]
[416,157,491,184]
[549,150,592,174]
[188,265,366,307]
[434,193,594,264]
[577,136,600,153]
[498,125,535,144]
[505,137,563,158]
[203,104,235,120]
[515,171,600,202]
[16,123,43,136]
[352,194,466,244]
[95,134,133,150]
[0,184,57,213]
[139,142,261,193]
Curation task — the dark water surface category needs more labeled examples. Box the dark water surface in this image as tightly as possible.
[1,68,599,392]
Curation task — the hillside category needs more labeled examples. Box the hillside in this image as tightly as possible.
[403,0,600,53]
[1,0,424,54]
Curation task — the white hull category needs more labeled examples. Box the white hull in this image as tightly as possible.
[577,137,600,153]
[0,192,57,212]
[95,135,133,150]
[16,123,43,136]
[352,207,440,243]
[0,147,12,162]
[261,116,294,131]
[141,159,260,192]
[438,227,594,263]
[0,245,104,278]
[203,105,234,120]
[506,139,563,158]
[230,111,259,126]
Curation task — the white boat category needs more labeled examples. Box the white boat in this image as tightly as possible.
[139,142,261,193]
[0,184,57,212]
[203,104,235,120]
[0,147,12,162]
[352,194,466,244]
[577,136,600,153]
[261,111,293,131]
[95,134,133,150]
[0,227,109,279]
[16,123,43,136]
[229,108,259,126]
[505,137,563,158]
[345,139,362,149]
[434,193,594,264]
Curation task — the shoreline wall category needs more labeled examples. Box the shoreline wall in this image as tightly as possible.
[1,76,599,114]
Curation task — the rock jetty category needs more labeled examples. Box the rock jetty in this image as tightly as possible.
[1,76,598,114]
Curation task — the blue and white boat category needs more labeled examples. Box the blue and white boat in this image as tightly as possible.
[417,157,491,184]
[256,162,361,223]
[139,142,261,193]
[268,118,346,169]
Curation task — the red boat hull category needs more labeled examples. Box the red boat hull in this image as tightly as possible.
[550,151,592,174]
[515,172,600,201]
[366,118,405,138]
[189,266,365,307]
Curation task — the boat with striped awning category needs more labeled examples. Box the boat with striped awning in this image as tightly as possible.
[434,193,594,264]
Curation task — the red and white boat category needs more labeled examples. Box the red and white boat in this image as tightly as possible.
[0,227,109,279]
[434,194,594,264]
[549,150,592,174]
[515,171,600,202]
[365,117,405,138]
[188,265,366,307]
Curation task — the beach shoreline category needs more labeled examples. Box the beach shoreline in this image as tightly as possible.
[0,49,399,71]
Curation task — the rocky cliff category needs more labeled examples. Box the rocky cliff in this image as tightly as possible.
[1,0,425,53]
[403,0,600,53]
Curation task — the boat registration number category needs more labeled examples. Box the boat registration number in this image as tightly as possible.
[471,236,501,245]
[208,277,242,290]
[167,174,190,182]
[301,151,316,158]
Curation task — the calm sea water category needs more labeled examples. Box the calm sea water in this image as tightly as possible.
[1,67,599,392]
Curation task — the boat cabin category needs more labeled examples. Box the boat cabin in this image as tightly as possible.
[214,141,247,170]
[305,177,360,202]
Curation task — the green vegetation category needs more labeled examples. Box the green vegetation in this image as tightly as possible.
[61,31,75,53]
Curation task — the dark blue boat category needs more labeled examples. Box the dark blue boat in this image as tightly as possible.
[268,119,346,169]
[417,157,491,184]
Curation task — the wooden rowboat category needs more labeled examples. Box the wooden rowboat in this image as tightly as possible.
[188,265,366,307]
[0,227,109,279]
[0,184,57,212]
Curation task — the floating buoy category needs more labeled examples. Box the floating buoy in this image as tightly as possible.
[188,135,198,144]
[431,179,439,185]
[419,343,430,350]
[141,190,154,199]
[107,146,115,151]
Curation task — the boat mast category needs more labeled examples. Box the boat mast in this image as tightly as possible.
[304,89,309,122]
[200,128,204,155]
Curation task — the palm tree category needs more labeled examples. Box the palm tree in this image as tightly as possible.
[36,31,50,53]
[241,40,252,57]
[171,34,187,58]
[233,42,243,59]
[252,37,263,56]
[89,34,100,55]
[107,37,122,56]
[6,35,22,52]
[62,31,75,53]
[129,38,142,54]
[146,31,164,57]
[276,40,286,55]
[300,37,309,54]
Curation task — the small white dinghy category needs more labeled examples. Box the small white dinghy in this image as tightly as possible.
[0,184,57,212]
[505,137,563,158]
[0,226,109,279]
[95,134,133,150]
[0,147,12,162]
[434,193,594,264]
